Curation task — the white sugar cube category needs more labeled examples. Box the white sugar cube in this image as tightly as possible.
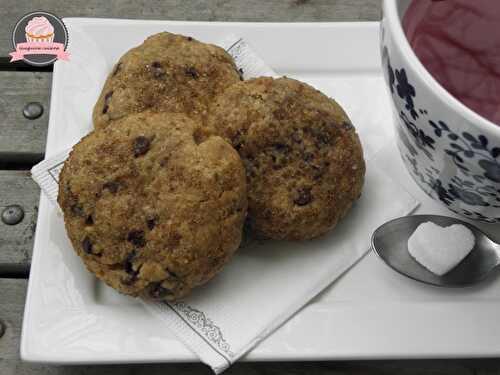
[407,221,475,276]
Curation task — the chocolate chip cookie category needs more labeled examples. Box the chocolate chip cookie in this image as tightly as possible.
[92,32,242,129]
[58,112,247,300]
[207,77,365,240]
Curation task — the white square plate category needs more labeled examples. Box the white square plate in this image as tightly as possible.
[22,19,500,364]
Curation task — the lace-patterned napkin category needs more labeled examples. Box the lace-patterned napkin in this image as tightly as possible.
[31,35,419,373]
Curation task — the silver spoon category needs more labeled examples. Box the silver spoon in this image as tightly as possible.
[371,215,500,287]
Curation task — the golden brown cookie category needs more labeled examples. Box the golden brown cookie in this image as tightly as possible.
[207,77,365,240]
[58,112,247,300]
[92,32,242,129]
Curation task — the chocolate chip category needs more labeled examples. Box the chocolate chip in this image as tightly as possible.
[273,143,288,153]
[71,203,83,216]
[102,91,113,114]
[294,188,312,206]
[85,215,93,225]
[310,164,322,175]
[124,250,137,274]
[149,283,172,299]
[187,36,193,41]
[121,274,137,286]
[127,230,146,248]
[192,128,205,145]
[103,180,120,194]
[236,67,244,81]
[112,62,122,76]
[185,66,199,79]
[304,153,314,162]
[82,236,93,254]
[133,136,151,157]
[146,217,157,230]
[313,131,331,145]
[166,268,178,278]
[150,61,165,78]
[168,232,182,247]
[341,121,354,130]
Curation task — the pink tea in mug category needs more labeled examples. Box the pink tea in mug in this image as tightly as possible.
[403,0,500,126]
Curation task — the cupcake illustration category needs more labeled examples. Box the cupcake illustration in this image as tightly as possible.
[25,16,54,43]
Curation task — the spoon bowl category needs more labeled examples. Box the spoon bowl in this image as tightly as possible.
[371,215,500,287]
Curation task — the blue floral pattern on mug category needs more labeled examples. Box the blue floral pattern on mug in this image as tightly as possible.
[381,44,500,223]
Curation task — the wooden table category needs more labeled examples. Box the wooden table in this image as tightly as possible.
[1,1,500,374]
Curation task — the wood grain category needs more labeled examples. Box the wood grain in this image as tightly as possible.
[0,361,481,375]
[0,171,40,273]
[0,72,51,164]
[0,0,381,55]
[0,279,27,360]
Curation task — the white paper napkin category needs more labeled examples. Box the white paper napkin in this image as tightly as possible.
[31,35,419,373]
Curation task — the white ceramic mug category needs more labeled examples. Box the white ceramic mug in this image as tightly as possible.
[381,0,500,222]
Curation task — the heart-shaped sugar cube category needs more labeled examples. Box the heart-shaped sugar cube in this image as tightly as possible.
[407,221,475,276]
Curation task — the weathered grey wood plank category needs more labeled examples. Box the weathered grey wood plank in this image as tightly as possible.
[0,0,381,56]
[0,72,51,163]
[0,279,27,360]
[0,171,39,272]
[1,361,498,375]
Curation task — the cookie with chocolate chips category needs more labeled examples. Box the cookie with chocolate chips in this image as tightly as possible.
[58,112,247,300]
[207,77,365,240]
[92,32,241,129]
